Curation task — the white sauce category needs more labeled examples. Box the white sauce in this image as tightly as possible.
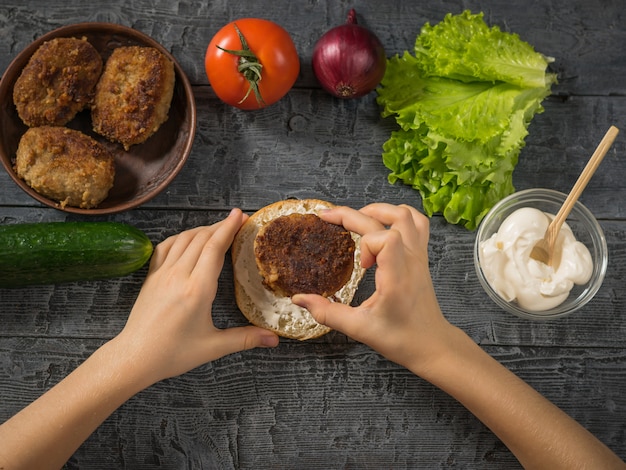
[235,236,308,330]
[479,207,593,311]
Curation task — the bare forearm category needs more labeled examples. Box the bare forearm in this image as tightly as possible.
[0,339,154,470]
[414,326,625,470]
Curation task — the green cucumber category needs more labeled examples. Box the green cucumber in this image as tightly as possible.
[0,221,153,287]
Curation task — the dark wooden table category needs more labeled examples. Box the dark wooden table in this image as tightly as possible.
[1,1,625,468]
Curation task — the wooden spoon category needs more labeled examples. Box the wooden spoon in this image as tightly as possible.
[529,125,619,266]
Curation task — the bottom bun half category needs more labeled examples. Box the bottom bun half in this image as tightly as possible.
[232,199,365,340]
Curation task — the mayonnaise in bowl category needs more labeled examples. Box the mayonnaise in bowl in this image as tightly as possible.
[479,207,593,311]
[474,189,608,320]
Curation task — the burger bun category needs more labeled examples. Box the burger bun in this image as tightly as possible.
[232,199,365,340]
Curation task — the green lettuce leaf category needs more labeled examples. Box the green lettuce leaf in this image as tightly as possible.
[376,10,556,229]
[414,10,556,89]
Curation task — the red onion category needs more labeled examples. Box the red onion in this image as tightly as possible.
[312,9,387,99]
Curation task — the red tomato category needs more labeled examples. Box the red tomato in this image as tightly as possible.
[205,18,300,110]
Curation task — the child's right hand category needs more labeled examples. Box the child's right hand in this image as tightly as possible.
[293,203,454,375]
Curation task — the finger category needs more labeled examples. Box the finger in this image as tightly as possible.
[165,209,243,276]
[153,226,213,270]
[318,205,386,236]
[361,203,429,248]
[361,203,426,230]
[359,229,408,275]
[164,226,220,275]
[190,208,246,283]
[206,326,279,359]
[147,237,173,272]
[147,227,206,273]
[292,293,360,335]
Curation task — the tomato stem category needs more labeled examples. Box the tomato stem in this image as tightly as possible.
[216,24,265,106]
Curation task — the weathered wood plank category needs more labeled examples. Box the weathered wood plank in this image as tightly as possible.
[1,338,624,468]
[1,209,625,350]
[1,0,625,468]
[1,0,624,96]
[1,91,625,218]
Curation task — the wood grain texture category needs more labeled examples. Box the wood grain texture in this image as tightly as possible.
[1,93,624,214]
[1,338,624,469]
[1,211,625,350]
[1,0,625,95]
[1,0,625,467]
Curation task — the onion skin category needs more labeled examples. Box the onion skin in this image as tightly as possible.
[312,9,387,99]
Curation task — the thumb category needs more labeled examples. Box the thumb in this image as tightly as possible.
[293,293,356,335]
[212,326,279,358]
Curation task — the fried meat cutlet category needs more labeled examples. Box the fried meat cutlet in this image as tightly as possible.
[13,37,103,127]
[253,213,356,297]
[91,46,175,150]
[15,126,115,209]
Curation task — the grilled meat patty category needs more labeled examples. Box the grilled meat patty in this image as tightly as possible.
[253,213,356,297]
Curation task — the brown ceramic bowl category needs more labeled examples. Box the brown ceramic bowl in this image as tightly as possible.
[0,22,196,215]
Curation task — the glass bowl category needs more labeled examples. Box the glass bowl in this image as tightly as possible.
[474,188,608,320]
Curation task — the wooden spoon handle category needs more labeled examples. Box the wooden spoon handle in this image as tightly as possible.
[547,126,620,243]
